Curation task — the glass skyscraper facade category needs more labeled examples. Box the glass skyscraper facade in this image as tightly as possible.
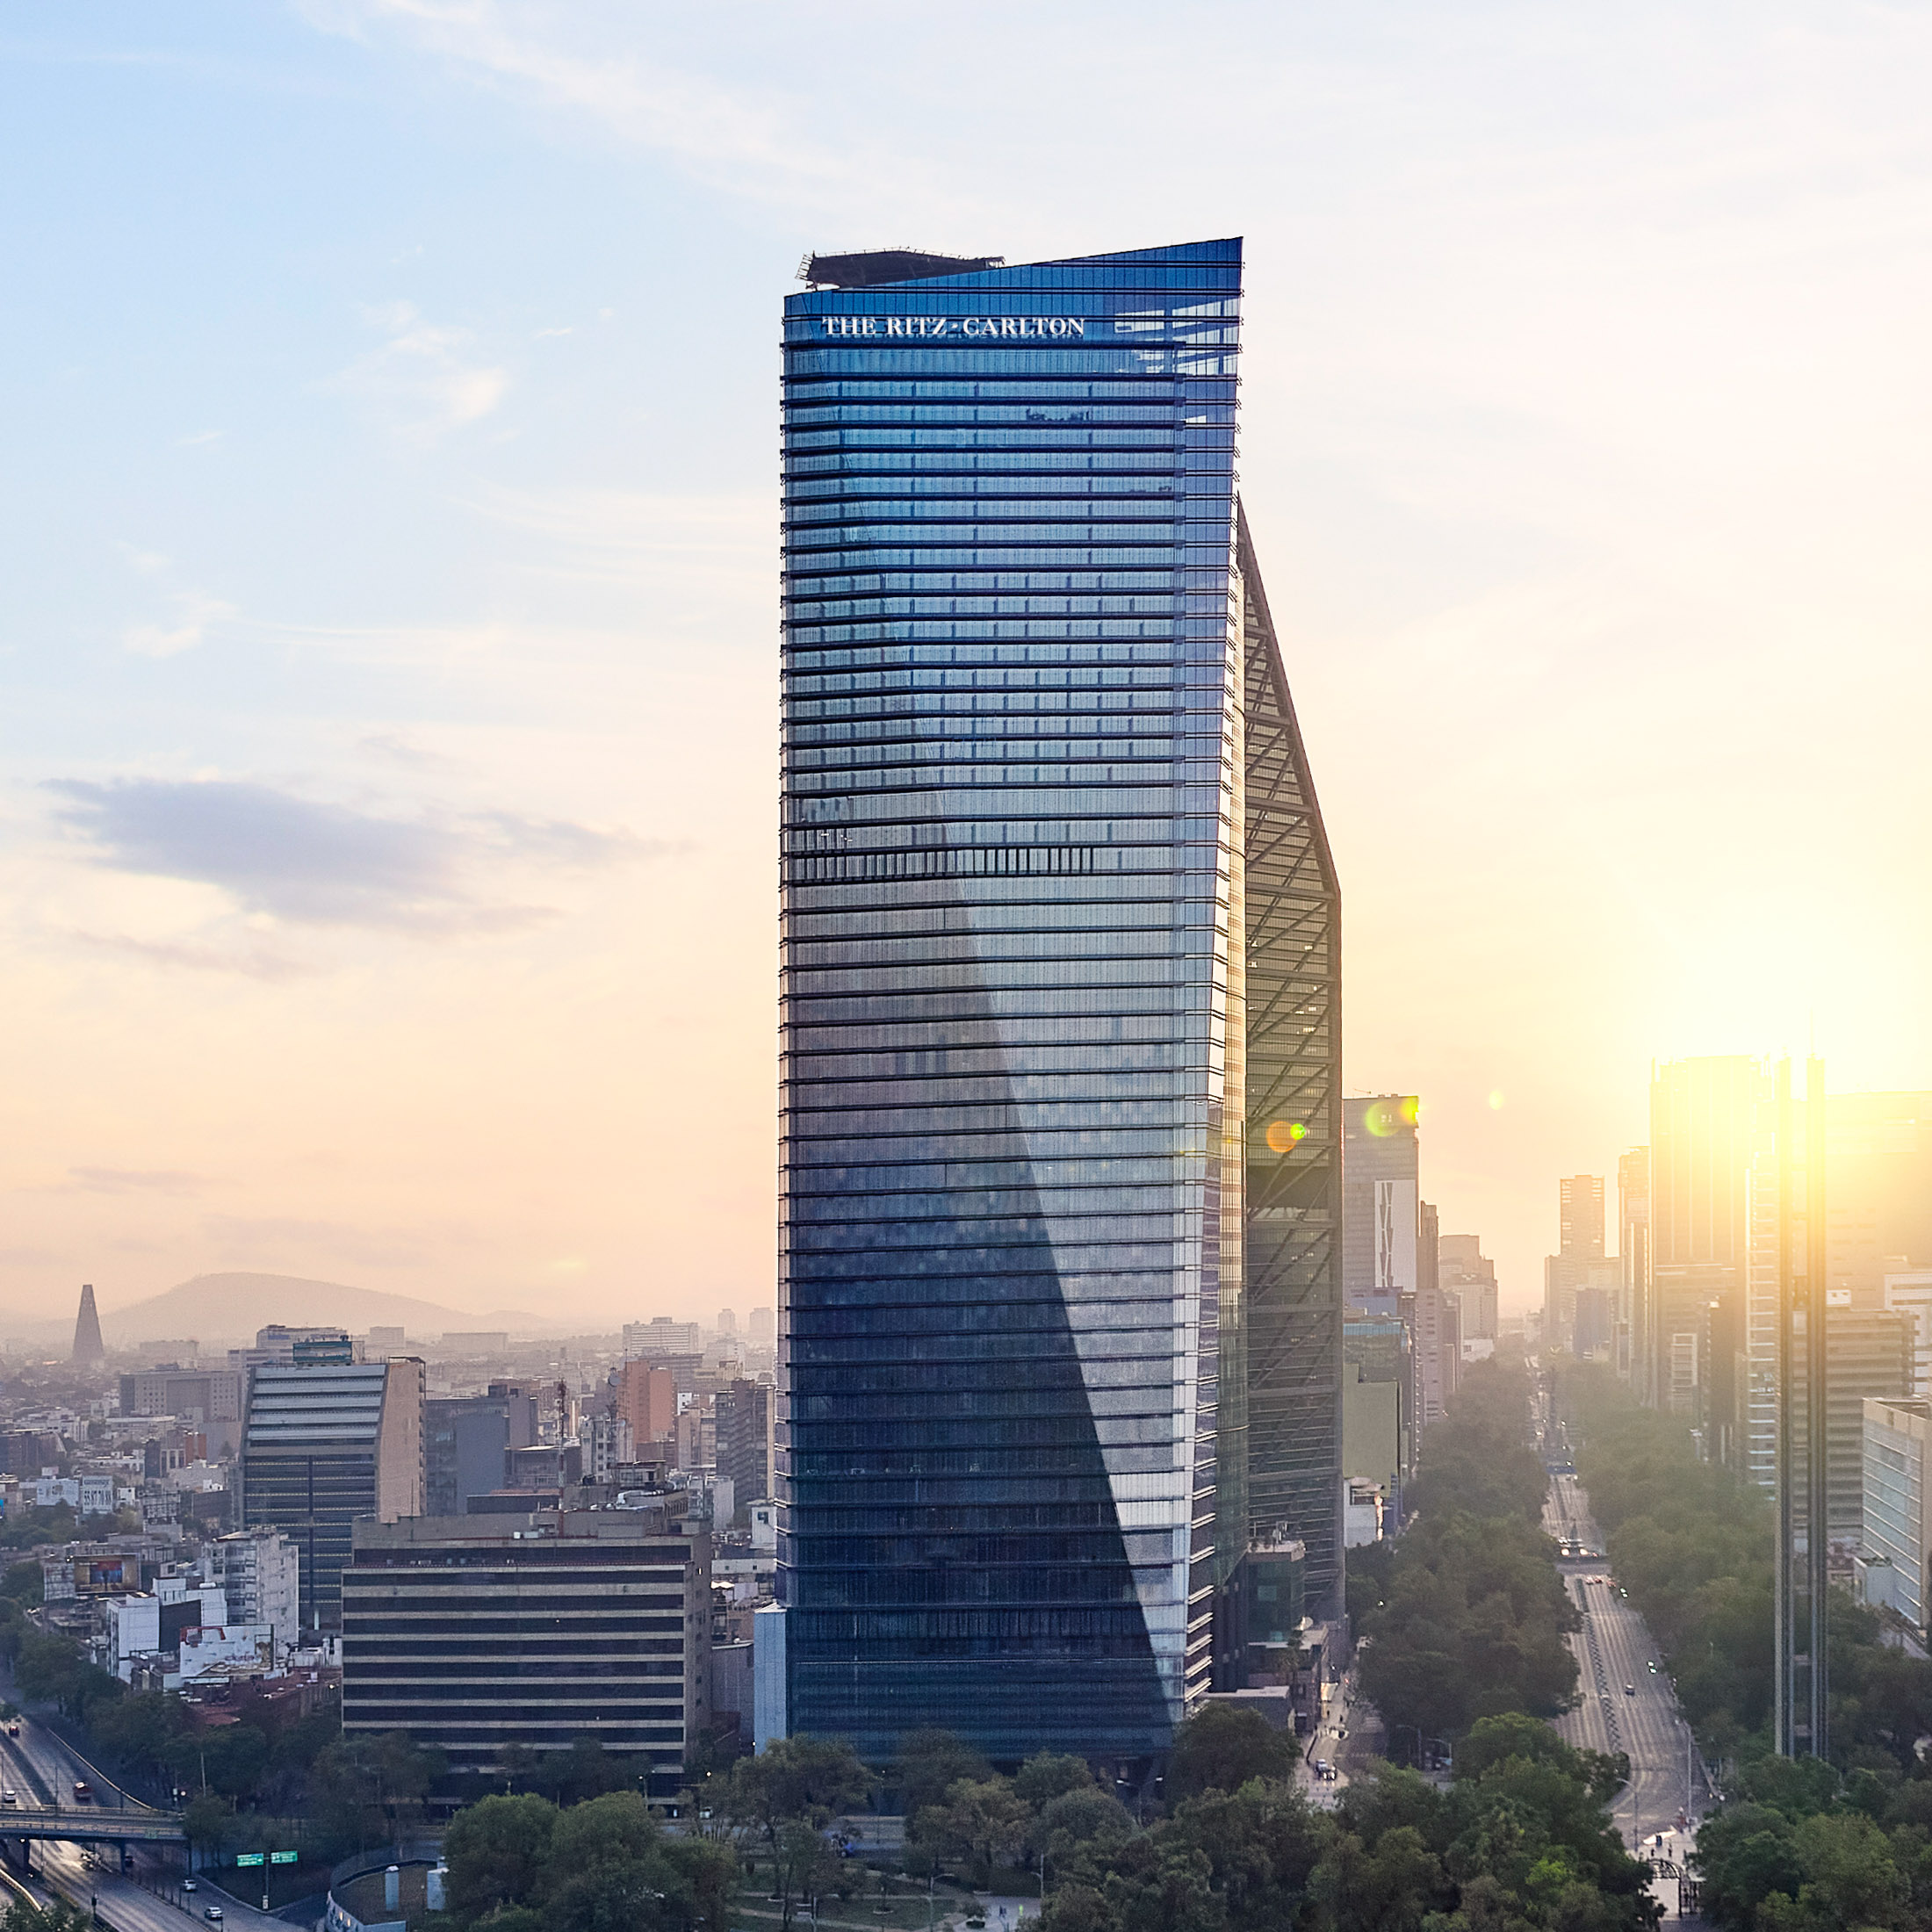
[777,240,1340,1763]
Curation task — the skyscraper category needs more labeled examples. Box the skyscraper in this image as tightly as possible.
[777,239,1341,1763]
[1342,1097,1420,1319]
[239,1358,424,1631]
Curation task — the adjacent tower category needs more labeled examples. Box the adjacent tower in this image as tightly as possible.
[70,1283,105,1365]
[776,239,1341,1763]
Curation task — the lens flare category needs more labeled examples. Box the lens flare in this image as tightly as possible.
[1489,1091,1505,1110]
[1363,1096,1420,1136]
[1265,1120,1308,1152]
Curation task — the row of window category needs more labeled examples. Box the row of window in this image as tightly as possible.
[788,1445,1179,1478]
[782,378,1193,402]
[791,573,1175,596]
[783,404,1200,427]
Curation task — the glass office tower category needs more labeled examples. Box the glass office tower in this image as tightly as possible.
[778,240,1340,1763]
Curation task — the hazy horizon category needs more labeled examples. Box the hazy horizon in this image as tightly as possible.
[5,4,1931,1325]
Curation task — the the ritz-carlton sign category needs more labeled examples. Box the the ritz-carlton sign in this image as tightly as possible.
[819,315,1089,339]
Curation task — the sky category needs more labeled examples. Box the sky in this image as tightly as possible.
[4,2,1931,1327]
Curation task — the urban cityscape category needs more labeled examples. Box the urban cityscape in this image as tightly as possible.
[4,11,1932,1932]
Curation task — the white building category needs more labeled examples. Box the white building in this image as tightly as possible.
[1862,1396,1932,1637]
[171,1624,274,1688]
[1885,1272,1932,1397]
[205,1531,300,1659]
[104,1581,229,1681]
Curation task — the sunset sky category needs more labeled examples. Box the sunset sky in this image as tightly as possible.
[4,2,1930,1327]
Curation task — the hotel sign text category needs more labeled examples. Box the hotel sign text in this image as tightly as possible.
[819,315,1089,339]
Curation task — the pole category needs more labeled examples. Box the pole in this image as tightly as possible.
[1775,1058,1794,1755]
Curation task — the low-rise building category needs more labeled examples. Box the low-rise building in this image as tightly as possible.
[205,1530,300,1659]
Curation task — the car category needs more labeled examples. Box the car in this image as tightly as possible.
[204,1909,224,1924]
[1,1791,12,1806]
[4,1722,17,1738]
[183,1879,198,1893]
[1625,1683,1637,1696]
[72,1780,90,1801]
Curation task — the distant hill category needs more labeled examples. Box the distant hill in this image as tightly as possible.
[103,1272,490,1345]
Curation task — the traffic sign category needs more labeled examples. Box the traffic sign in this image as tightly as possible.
[236,1854,264,1867]
[270,1851,298,1865]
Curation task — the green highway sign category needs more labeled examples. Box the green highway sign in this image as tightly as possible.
[270,1852,298,1865]
[236,1854,264,1867]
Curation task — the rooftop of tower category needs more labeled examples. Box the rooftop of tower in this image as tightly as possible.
[797,248,1005,289]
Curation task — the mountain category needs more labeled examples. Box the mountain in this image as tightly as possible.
[102,1272,489,1345]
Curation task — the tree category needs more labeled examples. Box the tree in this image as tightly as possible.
[442,1792,559,1923]
[1014,1753,1094,1808]
[544,1790,667,1932]
[893,1728,992,1817]
[1165,1701,1299,1799]
[720,1737,869,1932]
[181,1791,234,1860]
[0,1561,41,1606]
[930,1777,1032,1887]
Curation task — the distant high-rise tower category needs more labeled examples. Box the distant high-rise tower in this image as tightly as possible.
[1544,1176,1615,1359]
[70,1284,105,1365]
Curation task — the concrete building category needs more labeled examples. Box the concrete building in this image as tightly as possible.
[205,1529,300,1658]
[1438,1233,1497,1342]
[714,1379,772,1516]
[342,1497,710,1797]
[624,1319,700,1359]
[1862,1396,1932,1636]
[616,1360,678,1453]
[1885,1272,1932,1397]
[1544,1174,1608,1355]
[1650,1057,1766,1455]
[238,1358,424,1632]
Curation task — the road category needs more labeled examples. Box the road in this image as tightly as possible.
[0,1713,286,1932]
[1544,1471,1705,1874]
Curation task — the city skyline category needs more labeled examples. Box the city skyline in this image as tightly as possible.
[6,5,1932,1328]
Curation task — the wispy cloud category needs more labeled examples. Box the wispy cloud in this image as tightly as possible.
[331,299,507,443]
[177,429,223,447]
[44,775,663,933]
[125,590,237,660]
[55,929,320,982]
[68,1168,212,1197]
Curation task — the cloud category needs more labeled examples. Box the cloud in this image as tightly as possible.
[68,1168,211,1197]
[124,590,237,659]
[44,775,659,932]
[332,300,507,442]
[177,429,222,447]
[56,929,319,982]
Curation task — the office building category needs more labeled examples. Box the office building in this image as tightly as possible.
[1438,1233,1497,1342]
[1831,1092,1932,1278]
[1344,1098,1419,1318]
[616,1360,678,1453]
[238,1358,424,1631]
[1544,1175,1614,1355]
[715,1379,773,1511]
[625,1318,701,1358]
[1342,1318,1409,1525]
[1885,1272,1932,1397]
[777,239,1341,1761]
[1651,1058,1765,1444]
[119,1369,244,1426]
[205,1529,300,1657]
[747,1308,775,1349]
[425,1396,515,1517]
[1861,1397,1932,1637]
[1412,1201,1457,1430]
[1815,1310,1912,1541]
[342,1498,710,1797]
